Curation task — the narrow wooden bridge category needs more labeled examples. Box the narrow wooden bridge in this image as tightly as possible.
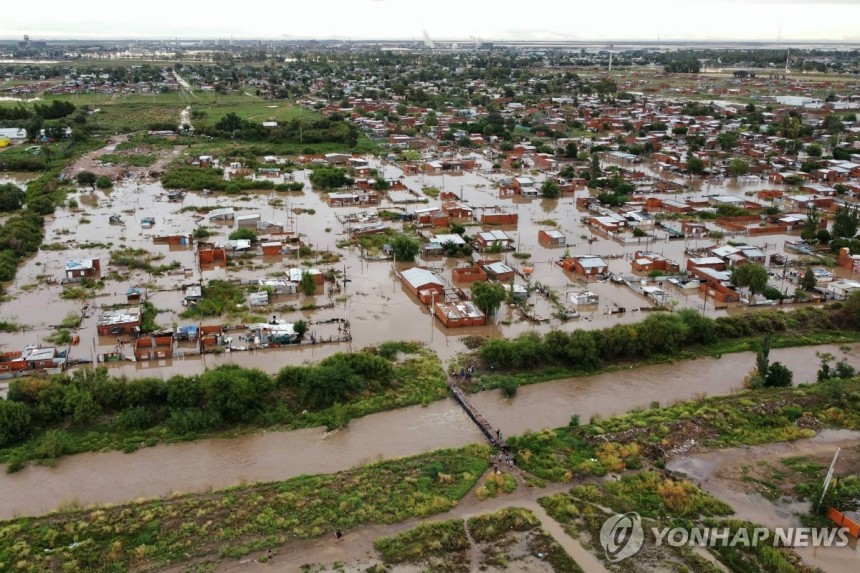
[448,380,507,450]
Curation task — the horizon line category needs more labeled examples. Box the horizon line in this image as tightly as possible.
[2,36,860,45]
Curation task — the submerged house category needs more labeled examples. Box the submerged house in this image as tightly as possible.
[248,322,300,345]
[65,258,101,280]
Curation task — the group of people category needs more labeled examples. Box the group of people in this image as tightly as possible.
[452,365,475,381]
[490,440,516,474]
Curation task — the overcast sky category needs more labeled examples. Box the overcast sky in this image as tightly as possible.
[3,0,860,42]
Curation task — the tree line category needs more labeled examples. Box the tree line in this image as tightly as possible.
[200,112,359,147]
[0,351,397,450]
[479,305,854,372]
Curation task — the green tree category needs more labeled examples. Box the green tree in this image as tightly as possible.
[832,205,859,239]
[564,142,578,158]
[730,263,769,296]
[0,183,26,212]
[299,272,317,296]
[293,319,309,340]
[590,154,602,180]
[471,280,507,321]
[686,156,706,175]
[716,131,738,151]
[228,228,257,241]
[806,143,823,157]
[765,362,793,387]
[75,170,97,190]
[0,399,31,447]
[372,177,390,191]
[95,175,113,189]
[390,234,420,262]
[801,268,817,291]
[801,206,821,243]
[727,159,749,178]
[822,114,845,134]
[200,365,272,423]
[310,166,353,190]
[541,179,561,198]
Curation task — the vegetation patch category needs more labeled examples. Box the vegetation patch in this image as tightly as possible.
[0,346,449,465]
[0,446,488,573]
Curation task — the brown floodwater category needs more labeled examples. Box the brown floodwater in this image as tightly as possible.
[0,150,815,376]
[668,430,860,573]
[0,343,856,519]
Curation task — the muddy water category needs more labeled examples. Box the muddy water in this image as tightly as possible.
[475,343,860,436]
[0,398,482,518]
[668,430,860,573]
[0,151,812,378]
[1,343,857,519]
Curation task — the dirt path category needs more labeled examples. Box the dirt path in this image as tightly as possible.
[207,468,610,573]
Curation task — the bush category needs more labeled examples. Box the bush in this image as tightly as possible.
[0,399,31,447]
[228,228,257,242]
[95,176,113,189]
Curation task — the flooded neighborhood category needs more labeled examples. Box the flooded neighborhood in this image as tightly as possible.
[1,17,860,573]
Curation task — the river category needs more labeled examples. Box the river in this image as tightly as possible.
[1,343,858,519]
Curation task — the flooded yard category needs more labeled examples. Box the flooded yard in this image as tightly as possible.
[0,153,819,377]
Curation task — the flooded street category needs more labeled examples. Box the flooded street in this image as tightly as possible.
[0,153,819,376]
[1,343,857,519]
[669,430,860,573]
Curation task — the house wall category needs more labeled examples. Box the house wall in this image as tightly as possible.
[573,261,607,276]
[401,278,444,300]
[452,267,487,283]
[486,269,516,282]
[198,248,226,264]
[479,213,518,225]
[838,247,860,273]
[699,282,738,303]
[97,320,140,336]
[538,230,566,247]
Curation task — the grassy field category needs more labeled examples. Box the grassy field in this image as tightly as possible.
[0,445,489,573]
[507,377,860,483]
[0,93,379,154]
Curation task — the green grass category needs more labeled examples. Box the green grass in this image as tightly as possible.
[374,519,469,565]
[98,152,157,167]
[508,378,860,483]
[466,507,540,543]
[0,445,489,573]
[538,472,809,573]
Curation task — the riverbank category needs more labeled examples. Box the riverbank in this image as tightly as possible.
[4,306,860,471]
[1,342,858,519]
[466,306,860,393]
[1,370,858,572]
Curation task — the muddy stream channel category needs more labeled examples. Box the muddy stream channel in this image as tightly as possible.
[670,430,860,573]
[2,343,859,519]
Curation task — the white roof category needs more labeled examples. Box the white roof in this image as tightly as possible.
[434,234,466,245]
[208,207,235,219]
[477,230,512,242]
[576,256,607,268]
[689,257,725,266]
[65,259,95,270]
[485,262,514,274]
[401,267,445,289]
